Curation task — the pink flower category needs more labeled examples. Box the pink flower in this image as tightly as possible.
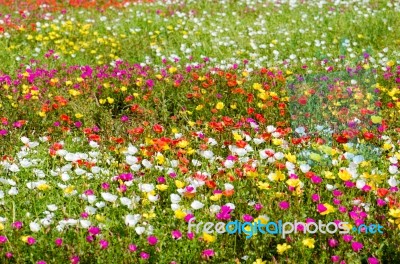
[279,201,290,210]
[171,230,182,240]
[140,252,150,259]
[5,252,13,259]
[242,214,253,222]
[254,203,263,211]
[331,256,340,263]
[367,257,380,264]
[12,221,23,229]
[342,234,353,243]
[201,249,215,260]
[128,244,138,252]
[88,226,101,236]
[0,236,8,244]
[99,240,109,249]
[70,255,80,264]
[187,232,194,240]
[37,261,47,264]
[351,241,363,252]
[147,236,158,246]
[328,238,338,248]
[55,238,63,247]
[311,175,322,184]
[27,237,36,245]
[317,203,327,213]
[311,193,320,202]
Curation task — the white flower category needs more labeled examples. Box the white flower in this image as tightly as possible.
[356,180,366,189]
[85,206,97,215]
[139,183,154,193]
[225,203,235,210]
[101,192,118,202]
[74,168,86,176]
[130,164,141,171]
[191,200,204,210]
[126,144,138,155]
[0,190,4,199]
[224,183,234,190]
[147,194,159,202]
[126,155,138,165]
[8,164,19,172]
[87,195,97,204]
[8,187,18,195]
[326,184,335,191]
[95,202,106,208]
[171,203,180,211]
[202,150,214,159]
[135,226,145,235]
[80,220,91,228]
[30,222,41,232]
[142,159,152,168]
[125,214,141,227]
[388,176,398,187]
[224,160,234,168]
[300,164,311,173]
[120,197,132,207]
[89,141,99,148]
[389,165,398,174]
[210,205,221,213]
[47,204,58,211]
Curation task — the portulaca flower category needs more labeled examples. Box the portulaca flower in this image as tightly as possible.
[191,200,204,210]
[101,192,118,202]
[125,214,141,227]
[30,222,41,232]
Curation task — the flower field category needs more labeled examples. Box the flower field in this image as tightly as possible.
[0,0,400,263]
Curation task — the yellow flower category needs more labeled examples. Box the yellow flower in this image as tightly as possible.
[286,178,300,188]
[253,259,266,264]
[156,184,168,191]
[169,67,177,74]
[302,238,315,248]
[75,113,83,119]
[272,138,282,146]
[196,105,204,111]
[175,180,185,189]
[277,243,291,254]
[64,185,75,194]
[216,102,224,110]
[21,236,29,243]
[0,223,4,231]
[174,209,186,219]
[143,212,156,219]
[96,214,105,222]
[285,152,296,163]
[371,116,382,124]
[37,183,50,191]
[320,203,335,215]
[338,170,352,181]
[107,97,114,104]
[389,209,400,218]
[257,181,271,190]
[233,132,242,141]
[210,194,222,201]
[202,233,216,243]
[253,83,262,90]
[177,140,189,148]
[324,171,335,179]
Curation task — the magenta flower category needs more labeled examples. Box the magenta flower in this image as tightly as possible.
[140,252,150,259]
[342,234,353,242]
[101,182,110,190]
[0,129,8,136]
[55,238,63,247]
[99,240,109,249]
[171,230,182,240]
[86,235,94,243]
[187,232,194,240]
[12,221,23,229]
[128,244,138,252]
[5,252,13,259]
[377,199,386,207]
[311,175,322,184]
[317,203,327,213]
[37,261,47,264]
[184,214,195,223]
[254,203,263,211]
[201,249,215,260]
[242,214,253,222]
[147,236,158,246]
[279,201,290,210]
[367,257,380,264]
[88,226,101,236]
[70,255,80,264]
[351,241,363,252]
[0,236,8,244]
[331,256,340,263]
[328,238,338,248]
[120,116,129,122]
[311,193,320,202]
[27,237,36,245]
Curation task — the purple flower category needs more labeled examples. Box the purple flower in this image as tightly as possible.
[0,236,8,244]
[128,244,138,252]
[88,226,101,236]
[12,221,23,229]
[70,255,80,264]
[37,261,47,264]
[121,116,129,122]
[311,193,320,202]
[331,256,340,263]
[27,237,36,245]
[279,201,290,210]
[342,234,353,242]
[55,238,63,247]
[351,241,363,252]
[5,252,13,259]
[147,236,158,246]
[328,238,338,248]
[242,214,253,222]
[367,257,380,264]
[140,252,150,259]
[171,230,182,240]
[99,239,109,249]
[201,249,214,260]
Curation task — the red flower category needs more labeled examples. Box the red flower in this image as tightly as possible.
[152,124,164,134]
[363,132,374,140]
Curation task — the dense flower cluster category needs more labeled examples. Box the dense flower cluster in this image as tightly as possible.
[0,0,399,263]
